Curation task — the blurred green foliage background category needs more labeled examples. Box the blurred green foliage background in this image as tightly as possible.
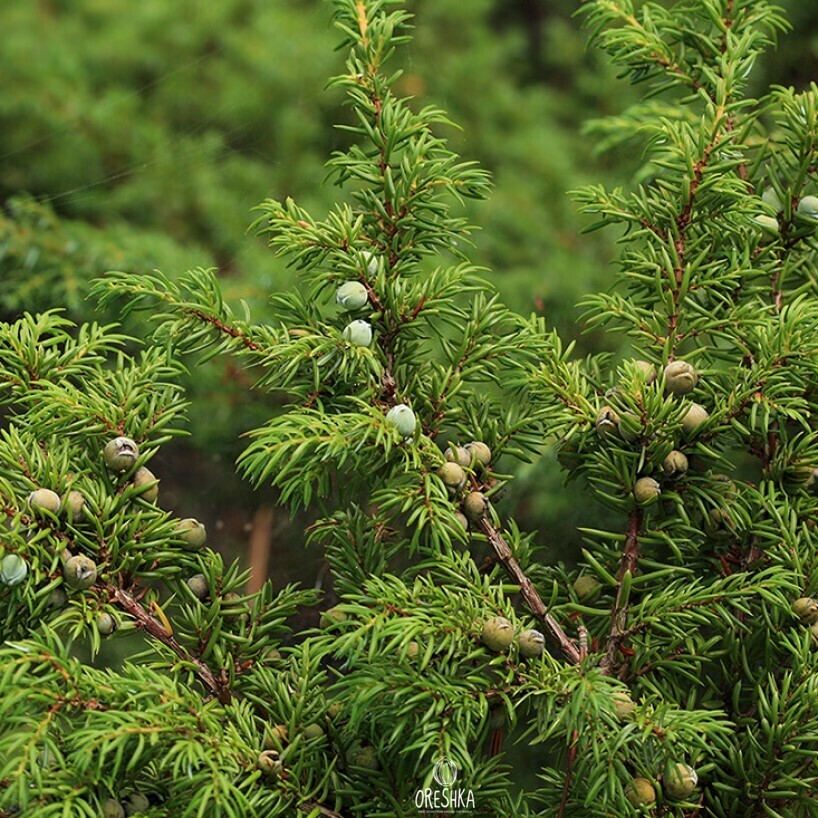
[2,0,818,588]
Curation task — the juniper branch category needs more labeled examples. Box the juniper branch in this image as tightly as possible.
[475,517,581,665]
[110,586,231,704]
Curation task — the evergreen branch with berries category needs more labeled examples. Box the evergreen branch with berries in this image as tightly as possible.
[4,0,818,816]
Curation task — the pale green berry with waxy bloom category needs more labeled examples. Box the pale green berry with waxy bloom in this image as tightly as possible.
[302,723,325,740]
[343,319,373,347]
[63,555,97,590]
[258,749,282,778]
[186,574,209,600]
[123,792,150,816]
[633,359,656,383]
[437,462,466,491]
[97,612,118,636]
[664,762,698,800]
[762,186,782,211]
[463,491,487,522]
[481,616,514,653]
[596,406,620,440]
[348,744,380,770]
[798,195,818,219]
[103,436,139,472]
[663,360,698,395]
[633,476,661,505]
[29,488,61,516]
[103,798,125,818]
[63,490,86,520]
[0,554,28,586]
[681,403,709,435]
[361,250,380,275]
[663,450,689,480]
[792,597,818,624]
[386,404,416,437]
[265,724,289,749]
[444,445,471,467]
[612,690,636,720]
[626,777,656,807]
[466,441,492,469]
[132,467,159,502]
[175,518,206,550]
[518,628,545,659]
[754,214,780,237]
[335,281,369,310]
[320,606,348,629]
[573,575,600,601]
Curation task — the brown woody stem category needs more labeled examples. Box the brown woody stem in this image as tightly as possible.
[299,802,344,818]
[600,508,643,676]
[475,517,581,665]
[111,586,231,704]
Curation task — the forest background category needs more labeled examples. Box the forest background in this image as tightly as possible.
[2,0,817,631]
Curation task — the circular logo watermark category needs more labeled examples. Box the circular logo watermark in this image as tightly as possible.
[416,755,475,813]
[432,757,458,788]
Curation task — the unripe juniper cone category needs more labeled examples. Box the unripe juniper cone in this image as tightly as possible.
[385,403,416,437]
[97,612,117,636]
[437,462,466,491]
[595,405,620,439]
[63,554,97,589]
[481,616,514,652]
[103,798,125,818]
[257,750,282,778]
[462,490,487,522]
[175,518,206,550]
[754,213,780,236]
[634,359,657,383]
[664,762,698,800]
[347,744,380,770]
[335,280,369,309]
[662,450,689,480]
[342,319,373,347]
[265,724,288,749]
[361,250,379,275]
[663,360,698,395]
[122,793,149,816]
[705,508,733,539]
[633,476,661,505]
[302,723,325,740]
[186,574,209,600]
[444,445,471,467]
[63,490,85,519]
[103,436,139,472]
[320,606,348,628]
[612,691,636,720]
[681,402,709,435]
[626,778,657,807]
[797,195,818,218]
[465,441,492,468]
[386,403,417,437]
[132,466,159,502]
[0,554,28,586]
[762,186,783,211]
[28,488,61,515]
[573,575,601,600]
[792,597,818,624]
[517,628,545,658]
